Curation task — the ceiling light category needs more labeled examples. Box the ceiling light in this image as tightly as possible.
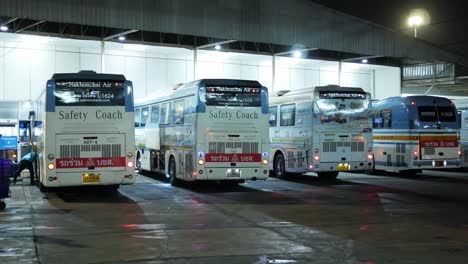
[293,51,301,58]
[214,44,221,50]
[361,59,368,63]
[118,36,126,41]
[0,25,8,31]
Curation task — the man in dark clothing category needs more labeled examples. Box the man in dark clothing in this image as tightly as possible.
[13,150,37,185]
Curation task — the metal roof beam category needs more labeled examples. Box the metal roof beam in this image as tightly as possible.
[15,20,45,33]
[1,17,18,26]
[274,48,318,56]
[197,40,237,49]
[103,29,139,41]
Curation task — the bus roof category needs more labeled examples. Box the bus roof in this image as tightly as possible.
[373,95,454,108]
[135,79,264,107]
[271,85,365,97]
[51,71,126,82]
[180,79,263,89]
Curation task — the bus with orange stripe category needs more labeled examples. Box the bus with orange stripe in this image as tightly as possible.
[371,95,461,175]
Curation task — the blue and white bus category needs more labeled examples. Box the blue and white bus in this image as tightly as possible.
[135,79,270,186]
[32,71,136,190]
[372,95,461,175]
[269,85,374,180]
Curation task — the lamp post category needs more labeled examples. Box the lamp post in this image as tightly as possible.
[407,8,430,38]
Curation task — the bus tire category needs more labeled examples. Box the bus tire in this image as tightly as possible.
[168,157,180,186]
[317,171,339,181]
[274,153,287,179]
[0,201,6,210]
[39,183,47,193]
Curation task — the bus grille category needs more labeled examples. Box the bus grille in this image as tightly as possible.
[208,142,259,153]
[60,144,121,158]
[323,142,364,152]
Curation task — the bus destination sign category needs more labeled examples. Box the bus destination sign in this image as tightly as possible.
[55,81,125,106]
[319,92,366,99]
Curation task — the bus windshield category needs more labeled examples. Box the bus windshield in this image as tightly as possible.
[204,86,261,107]
[315,91,369,124]
[418,106,456,122]
[55,81,125,106]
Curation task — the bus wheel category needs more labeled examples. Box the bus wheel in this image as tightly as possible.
[317,171,339,181]
[168,157,180,186]
[274,153,286,179]
[0,201,6,210]
[39,183,47,193]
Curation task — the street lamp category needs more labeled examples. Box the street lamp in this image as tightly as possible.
[407,8,430,38]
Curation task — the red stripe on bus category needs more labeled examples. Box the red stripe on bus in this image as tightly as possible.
[420,140,458,148]
[56,157,126,169]
[205,153,262,163]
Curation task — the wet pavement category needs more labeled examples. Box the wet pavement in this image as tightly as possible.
[1,170,468,263]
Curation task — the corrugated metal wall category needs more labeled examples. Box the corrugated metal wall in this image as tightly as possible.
[1,0,466,66]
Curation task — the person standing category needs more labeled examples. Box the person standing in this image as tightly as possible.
[13,147,37,185]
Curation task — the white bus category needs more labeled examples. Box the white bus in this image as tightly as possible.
[453,98,468,168]
[269,85,373,180]
[32,71,136,191]
[372,95,461,175]
[135,79,270,186]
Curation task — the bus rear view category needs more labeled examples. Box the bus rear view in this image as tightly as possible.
[372,95,461,174]
[34,71,136,190]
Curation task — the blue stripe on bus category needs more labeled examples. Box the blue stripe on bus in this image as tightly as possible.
[125,80,134,112]
[46,80,55,112]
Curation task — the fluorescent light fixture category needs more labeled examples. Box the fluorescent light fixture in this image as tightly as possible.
[214,44,221,50]
[361,59,368,63]
[293,51,301,58]
[118,36,126,41]
[0,25,8,31]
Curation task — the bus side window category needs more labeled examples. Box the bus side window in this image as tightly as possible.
[381,109,392,128]
[174,99,185,125]
[150,105,160,124]
[134,108,141,127]
[372,110,381,128]
[141,107,149,127]
[280,104,295,126]
[269,106,278,127]
[160,102,170,124]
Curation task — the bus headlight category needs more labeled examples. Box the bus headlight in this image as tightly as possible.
[262,159,268,165]
[367,154,373,160]
[127,161,134,168]
[314,155,320,161]
[198,159,204,165]
[48,163,55,170]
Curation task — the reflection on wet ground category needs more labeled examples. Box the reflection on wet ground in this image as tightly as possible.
[1,171,468,263]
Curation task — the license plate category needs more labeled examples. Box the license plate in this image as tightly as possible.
[434,161,444,167]
[337,163,350,171]
[226,169,241,177]
[83,174,100,183]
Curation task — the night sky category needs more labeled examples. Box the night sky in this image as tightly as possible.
[310,0,468,58]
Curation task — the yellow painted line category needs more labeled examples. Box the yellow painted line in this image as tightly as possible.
[373,135,419,141]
